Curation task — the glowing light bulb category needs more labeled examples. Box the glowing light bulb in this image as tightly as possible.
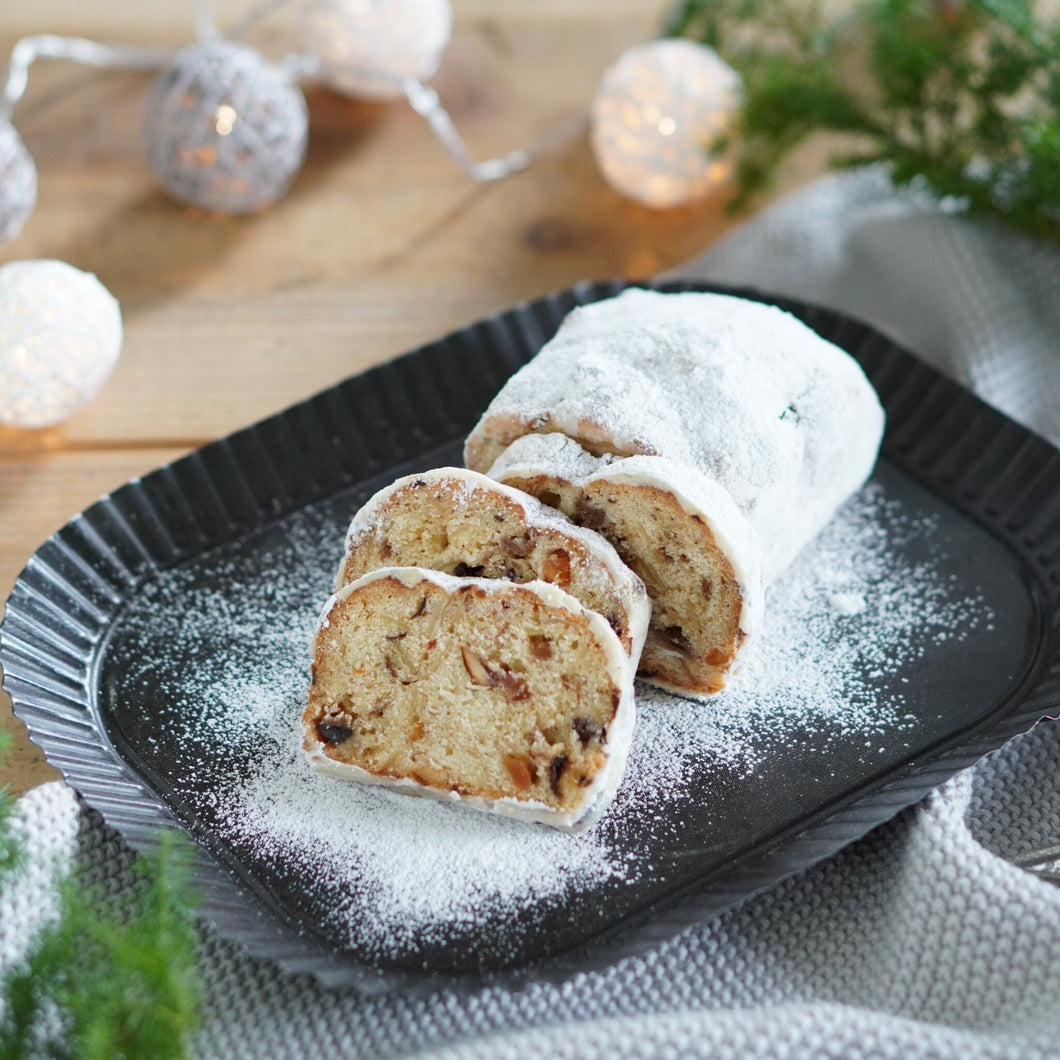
[0,260,123,429]
[142,41,308,214]
[299,0,453,100]
[591,39,741,209]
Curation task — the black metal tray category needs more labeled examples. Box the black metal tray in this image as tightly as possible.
[4,281,1060,994]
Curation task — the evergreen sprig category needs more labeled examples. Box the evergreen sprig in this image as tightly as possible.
[0,734,26,889]
[665,0,1060,241]
[0,739,202,1059]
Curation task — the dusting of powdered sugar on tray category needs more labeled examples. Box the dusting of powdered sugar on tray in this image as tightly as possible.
[105,479,993,962]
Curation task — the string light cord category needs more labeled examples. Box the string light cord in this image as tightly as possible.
[0,0,622,241]
[222,0,588,183]
[401,77,585,183]
[1,35,171,123]
[0,3,740,431]
[194,0,223,41]
[0,3,584,192]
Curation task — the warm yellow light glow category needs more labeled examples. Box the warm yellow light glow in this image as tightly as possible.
[591,40,742,209]
[214,104,238,135]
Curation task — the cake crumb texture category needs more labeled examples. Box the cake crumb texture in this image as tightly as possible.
[304,570,630,824]
[336,468,648,657]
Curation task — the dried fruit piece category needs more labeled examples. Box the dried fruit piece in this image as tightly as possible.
[574,497,607,530]
[549,754,569,795]
[661,625,694,655]
[572,717,599,747]
[461,646,495,686]
[504,754,535,791]
[542,548,572,587]
[502,533,535,558]
[529,633,553,659]
[317,721,353,745]
[497,667,530,701]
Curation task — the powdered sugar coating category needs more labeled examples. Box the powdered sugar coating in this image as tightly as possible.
[305,566,637,830]
[465,288,885,581]
[102,475,997,963]
[488,432,765,676]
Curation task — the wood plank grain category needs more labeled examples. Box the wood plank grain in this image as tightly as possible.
[7,0,660,35]
[0,13,825,450]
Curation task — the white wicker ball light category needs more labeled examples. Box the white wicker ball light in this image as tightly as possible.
[142,40,309,214]
[298,0,452,100]
[0,260,123,429]
[591,39,741,209]
[0,121,37,244]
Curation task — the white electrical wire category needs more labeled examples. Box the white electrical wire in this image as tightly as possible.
[0,3,585,187]
[401,77,585,182]
[1,35,170,123]
[194,0,223,41]
[224,0,586,183]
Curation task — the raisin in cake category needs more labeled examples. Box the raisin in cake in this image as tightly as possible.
[303,567,635,829]
[489,433,763,694]
[336,467,649,658]
[465,288,885,694]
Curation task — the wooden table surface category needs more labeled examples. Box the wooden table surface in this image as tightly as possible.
[0,1,831,794]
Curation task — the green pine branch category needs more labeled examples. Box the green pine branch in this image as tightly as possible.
[665,0,1060,241]
[0,738,202,1059]
[0,733,25,887]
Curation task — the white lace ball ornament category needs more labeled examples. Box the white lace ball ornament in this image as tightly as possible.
[591,40,742,209]
[0,260,123,429]
[299,0,452,100]
[143,40,309,214]
[0,121,37,245]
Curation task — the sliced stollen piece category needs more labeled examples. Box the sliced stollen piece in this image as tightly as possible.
[465,287,885,582]
[303,567,635,830]
[335,467,650,659]
[489,433,764,695]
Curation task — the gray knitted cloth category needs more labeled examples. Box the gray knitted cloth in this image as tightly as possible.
[4,167,1060,1059]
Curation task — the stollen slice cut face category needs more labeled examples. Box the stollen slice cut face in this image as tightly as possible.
[489,432,764,696]
[303,567,635,830]
[336,467,649,659]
